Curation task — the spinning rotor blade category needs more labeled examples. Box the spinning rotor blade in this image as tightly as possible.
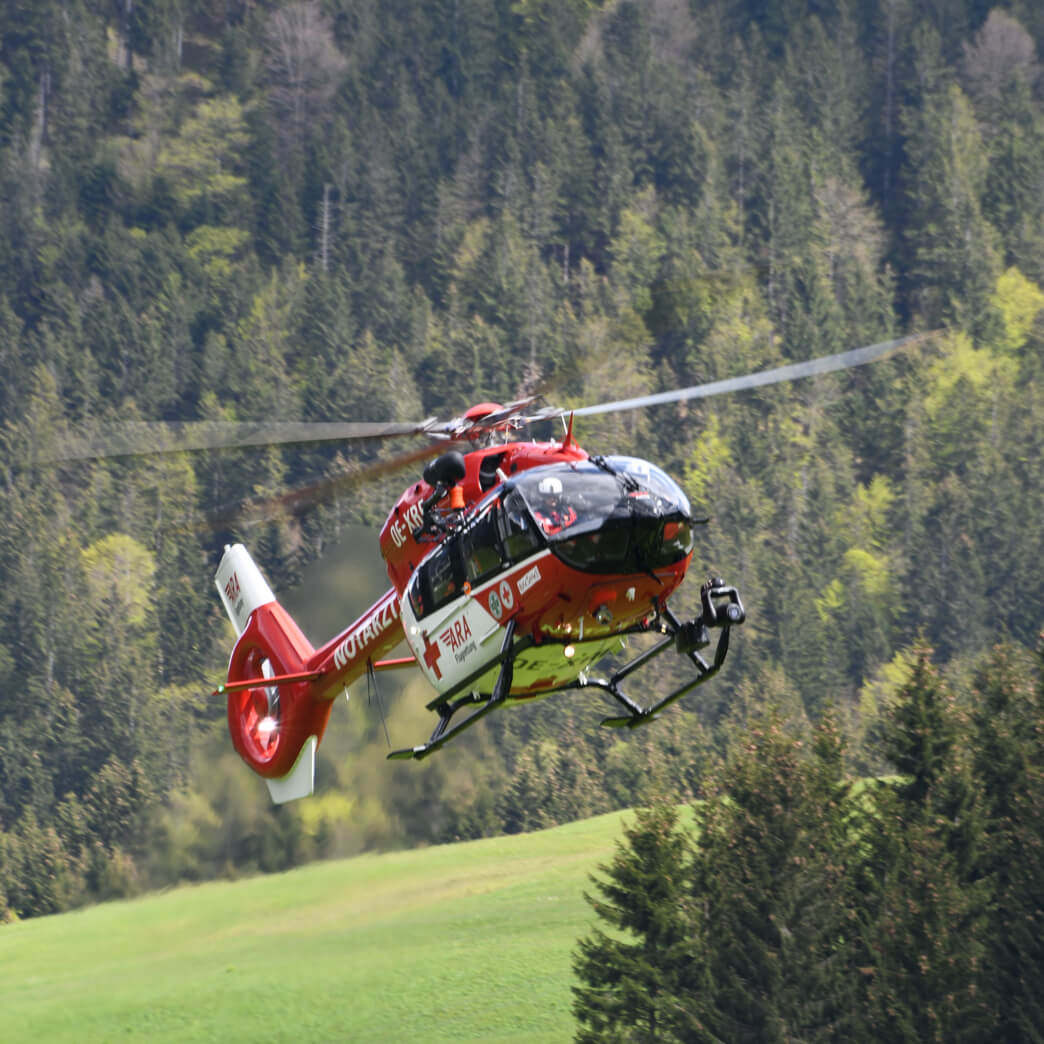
[47,332,933,473]
[201,399,565,531]
[48,418,440,464]
[205,441,446,531]
[49,403,548,466]
[558,332,933,420]
[49,398,551,465]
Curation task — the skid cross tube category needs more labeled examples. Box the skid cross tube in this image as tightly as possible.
[593,625,729,727]
[389,617,519,760]
[578,583,743,728]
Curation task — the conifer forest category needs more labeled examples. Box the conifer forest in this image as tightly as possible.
[1,0,1042,1034]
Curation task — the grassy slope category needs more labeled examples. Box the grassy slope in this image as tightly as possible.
[0,811,631,1043]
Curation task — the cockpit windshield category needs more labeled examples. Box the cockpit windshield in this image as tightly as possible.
[404,458,696,620]
[512,458,695,574]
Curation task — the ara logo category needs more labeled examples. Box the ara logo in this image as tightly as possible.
[224,572,241,603]
[488,590,503,620]
[517,565,541,595]
[332,598,401,670]
[440,615,472,653]
[389,501,425,549]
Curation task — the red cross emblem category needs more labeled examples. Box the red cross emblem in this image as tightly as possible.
[422,632,443,680]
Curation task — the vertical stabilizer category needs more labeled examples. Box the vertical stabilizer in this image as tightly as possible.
[216,543,275,635]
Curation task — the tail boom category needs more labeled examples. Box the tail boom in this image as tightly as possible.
[308,587,404,694]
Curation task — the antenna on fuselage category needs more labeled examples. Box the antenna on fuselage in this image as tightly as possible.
[561,412,576,450]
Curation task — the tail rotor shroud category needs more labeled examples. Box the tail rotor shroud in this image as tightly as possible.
[216,545,330,797]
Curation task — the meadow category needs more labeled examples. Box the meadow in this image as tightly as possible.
[0,811,631,1042]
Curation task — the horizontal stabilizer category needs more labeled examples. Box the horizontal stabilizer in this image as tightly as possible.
[214,669,324,696]
[372,657,416,672]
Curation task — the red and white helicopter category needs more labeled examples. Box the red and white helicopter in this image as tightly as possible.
[207,334,925,802]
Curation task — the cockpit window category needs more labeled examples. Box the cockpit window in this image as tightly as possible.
[408,502,516,620]
[500,490,543,562]
[460,510,502,582]
[661,518,695,562]
[407,535,464,619]
[427,545,458,606]
[512,460,694,575]
[407,459,696,618]
[600,456,695,517]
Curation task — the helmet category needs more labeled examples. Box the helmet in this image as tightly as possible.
[538,476,563,496]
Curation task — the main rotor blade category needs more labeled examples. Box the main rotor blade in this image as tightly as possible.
[48,419,439,463]
[568,332,933,418]
[46,332,934,465]
[205,441,445,531]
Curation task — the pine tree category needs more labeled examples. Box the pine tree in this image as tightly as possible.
[687,713,856,1042]
[900,27,1002,331]
[859,810,988,1042]
[859,647,990,1040]
[961,11,1044,281]
[879,649,956,806]
[573,798,697,1043]
[969,643,1044,1039]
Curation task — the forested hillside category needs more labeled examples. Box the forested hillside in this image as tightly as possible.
[1,0,1042,921]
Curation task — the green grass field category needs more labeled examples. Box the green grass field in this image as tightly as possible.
[0,811,632,1043]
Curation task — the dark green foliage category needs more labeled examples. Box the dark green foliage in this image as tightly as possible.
[575,647,1044,1041]
[686,713,857,1043]
[879,649,957,806]
[0,0,1042,938]
[859,650,991,1039]
[573,798,696,1043]
[967,644,1044,1039]
[572,711,862,1042]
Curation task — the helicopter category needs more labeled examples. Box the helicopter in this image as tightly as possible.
[206,332,928,803]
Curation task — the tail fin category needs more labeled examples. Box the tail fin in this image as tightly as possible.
[215,545,332,803]
[216,542,276,636]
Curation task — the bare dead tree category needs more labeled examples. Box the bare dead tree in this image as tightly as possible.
[317,182,332,273]
[961,9,1040,138]
[264,1,347,163]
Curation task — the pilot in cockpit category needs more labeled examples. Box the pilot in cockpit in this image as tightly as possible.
[533,475,577,534]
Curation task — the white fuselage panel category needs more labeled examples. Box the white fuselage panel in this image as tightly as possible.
[400,551,622,698]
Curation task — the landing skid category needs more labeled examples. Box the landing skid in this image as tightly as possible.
[387,579,744,759]
[388,618,520,760]
[591,580,744,727]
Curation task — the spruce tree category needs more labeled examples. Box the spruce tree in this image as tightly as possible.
[970,643,1044,1039]
[687,713,855,1043]
[573,798,696,1043]
[900,28,1002,331]
[859,648,990,1040]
